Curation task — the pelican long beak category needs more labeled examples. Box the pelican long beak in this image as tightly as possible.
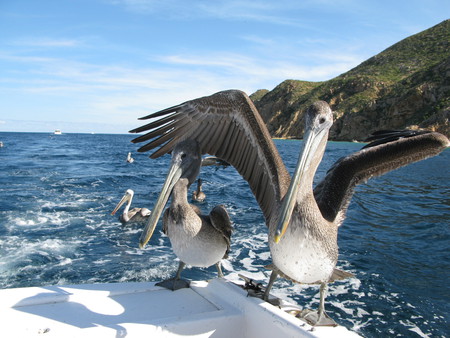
[139,158,183,249]
[111,193,131,215]
[274,120,332,243]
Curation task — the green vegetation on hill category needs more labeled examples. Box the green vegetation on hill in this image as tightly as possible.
[251,20,450,140]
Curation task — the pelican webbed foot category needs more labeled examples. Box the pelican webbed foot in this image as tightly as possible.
[299,309,337,327]
[156,261,190,291]
[156,278,190,291]
[299,282,337,327]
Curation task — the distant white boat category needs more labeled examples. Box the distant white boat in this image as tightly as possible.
[54,129,62,135]
[0,278,359,337]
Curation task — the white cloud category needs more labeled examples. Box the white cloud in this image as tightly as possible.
[0,31,364,133]
[12,38,81,48]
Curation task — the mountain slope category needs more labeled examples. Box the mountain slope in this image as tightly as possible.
[251,19,450,140]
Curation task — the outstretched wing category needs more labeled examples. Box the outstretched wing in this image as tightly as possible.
[130,90,291,224]
[314,130,449,225]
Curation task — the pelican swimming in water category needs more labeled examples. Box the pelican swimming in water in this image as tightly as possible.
[127,152,134,163]
[192,178,206,202]
[129,90,449,325]
[139,139,233,290]
[191,157,230,202]
[112,189,151,225]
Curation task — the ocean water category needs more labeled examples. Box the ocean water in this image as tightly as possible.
[0,131,448,337]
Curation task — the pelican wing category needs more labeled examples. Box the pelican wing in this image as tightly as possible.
[130,90,291,224]
[209,205,233,256]
[314,130,449,225]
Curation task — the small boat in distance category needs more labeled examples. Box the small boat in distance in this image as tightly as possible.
[54,129,62,135]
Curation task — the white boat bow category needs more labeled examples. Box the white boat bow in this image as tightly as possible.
[0,278,359,337]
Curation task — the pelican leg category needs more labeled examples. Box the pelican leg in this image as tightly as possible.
[301,283,337,327]
[215,262,224,278]
[156,261,190,291]
[263,270,281,305]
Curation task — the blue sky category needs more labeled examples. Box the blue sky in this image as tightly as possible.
[0,1,448,134]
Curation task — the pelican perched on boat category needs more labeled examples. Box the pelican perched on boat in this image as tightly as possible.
[127,152,134,163]
[192,178,206,202]
[129,90,449,325]
[111,189,151,225]
[138,139,233,290]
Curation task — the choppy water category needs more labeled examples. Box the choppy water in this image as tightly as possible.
[0,132,448,337]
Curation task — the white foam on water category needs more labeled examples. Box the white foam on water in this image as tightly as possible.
[0,237,83,268]
[401,321,428,338]
[118,266,175,283]
[226,270,268,283]
[258,251,270,261]
[121,227,142,235]
[408,327,428,338]
[7,210,69,229]
[356,307,370,317]
[56,258,73,266]
[124,249,146,256]
[240,257,260,272]
[92,259,112,265]
[14,218,37,226]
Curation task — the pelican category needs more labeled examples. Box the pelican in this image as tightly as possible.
[192,178,206,202]
[127,152,134,163]
[139,139,233,290]
[111,189,151,225]
[129,90,449,324]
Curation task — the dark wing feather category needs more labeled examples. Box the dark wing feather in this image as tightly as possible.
[314,131,449,225]
[209,205,233,256]
[362,129,430,149]
[130,90,291,224]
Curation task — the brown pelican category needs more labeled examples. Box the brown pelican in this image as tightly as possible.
[127,152,134,163]
[139,139,233,290]
[192,178,206,202]
[111,189,151,225]
[129,90,449,324]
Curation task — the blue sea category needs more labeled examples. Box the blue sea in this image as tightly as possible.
[0,131,448,337]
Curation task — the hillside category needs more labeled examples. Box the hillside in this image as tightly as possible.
[251,19,450,140]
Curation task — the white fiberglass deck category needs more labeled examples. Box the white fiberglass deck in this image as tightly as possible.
[0,278,359,337]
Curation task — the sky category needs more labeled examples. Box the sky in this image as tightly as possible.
[0,1,449,134]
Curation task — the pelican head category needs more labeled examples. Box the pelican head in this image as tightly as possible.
[139,139,202,248]
[111,189,135,215]
[275,101,333,243]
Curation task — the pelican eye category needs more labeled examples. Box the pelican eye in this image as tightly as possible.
[181,153,187,159]
[319,117,326,124]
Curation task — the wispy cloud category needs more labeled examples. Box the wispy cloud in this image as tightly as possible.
[11,37,81,48]
[110,0,311,26]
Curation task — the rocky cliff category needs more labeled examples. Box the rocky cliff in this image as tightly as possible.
[251,20,450,141]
